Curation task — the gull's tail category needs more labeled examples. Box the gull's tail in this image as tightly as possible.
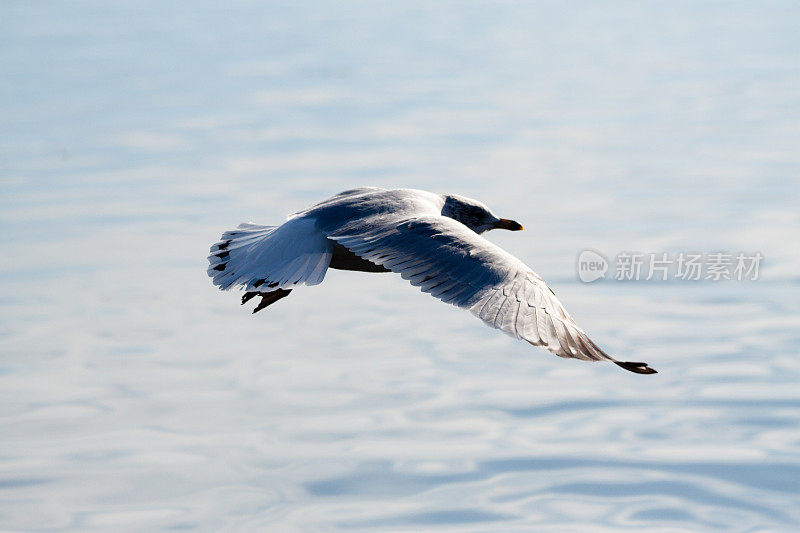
[207,218,333,312]
[208,223,279,290]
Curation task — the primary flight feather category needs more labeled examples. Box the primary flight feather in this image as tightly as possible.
[208,187,656,374]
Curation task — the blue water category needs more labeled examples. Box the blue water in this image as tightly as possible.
[1,1,799,530]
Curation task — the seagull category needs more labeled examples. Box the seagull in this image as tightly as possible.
[208,187,656,374]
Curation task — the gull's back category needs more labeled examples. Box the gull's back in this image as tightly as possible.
[294,188,446,234]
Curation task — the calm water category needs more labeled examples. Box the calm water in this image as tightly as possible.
[2,1,799,531]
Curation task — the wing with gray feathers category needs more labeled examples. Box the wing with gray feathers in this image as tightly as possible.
[328,215,655,373]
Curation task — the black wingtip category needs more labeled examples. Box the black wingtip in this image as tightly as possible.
[615,361,658,375]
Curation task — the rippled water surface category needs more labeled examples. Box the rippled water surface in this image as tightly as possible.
[2,1,799,531]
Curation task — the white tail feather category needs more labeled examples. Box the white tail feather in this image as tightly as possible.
[208,218,333,292]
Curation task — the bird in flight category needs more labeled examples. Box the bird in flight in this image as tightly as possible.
[208,187,656,374]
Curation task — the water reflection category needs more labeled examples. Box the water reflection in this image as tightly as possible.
[2,0,799,531]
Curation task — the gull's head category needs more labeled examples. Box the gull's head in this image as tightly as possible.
[441,194,523,235]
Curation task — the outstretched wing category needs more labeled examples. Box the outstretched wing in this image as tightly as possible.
[327,215,655,373]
